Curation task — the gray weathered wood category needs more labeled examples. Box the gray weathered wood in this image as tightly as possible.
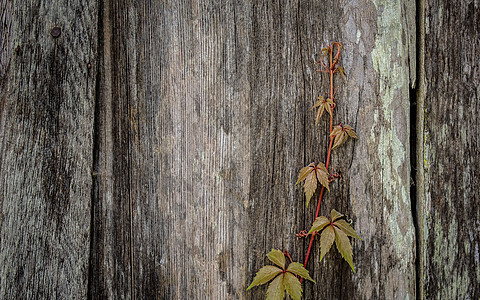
[0,0,426,299]
[93,0,416,298]
[423,0,480,298]
[0,1,97,299]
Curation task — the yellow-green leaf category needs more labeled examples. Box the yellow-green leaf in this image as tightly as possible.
[308,216,330,234]
[337,66,347,81]
[334,226,355,273]
[247,266,283,290]
[315,163,330,191]
[267,249,286,269]
[304,171,317,207]
[284,272,302,300]
[334,219,361,240]
[319,225,335,261]
[330,209,344,222]
[286,262,315,283]
[312,96,324,108]
[266,274,285,300]
[296,163,315,185]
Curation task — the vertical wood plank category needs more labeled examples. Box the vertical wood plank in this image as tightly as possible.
[0,1,97,298]
[99,0,417,298]
[297,0,417,298]
[423,1,480,298]
[88,1,133,298]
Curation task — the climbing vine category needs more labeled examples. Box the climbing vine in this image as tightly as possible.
[247,43,361,299]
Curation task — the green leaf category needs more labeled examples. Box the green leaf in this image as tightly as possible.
[315,163,330,191]
[304,171,317,207]
[286,262,315,283]
[330,209,344,222]
[308,216,330,234]
[333,219,362,240]
[267,249,286,269]
[295,163,315,185]
[284,272,302,300]
[266,274,285,300]
[319,225,335,261]
[334,226,355,273]
[247,265,283,290]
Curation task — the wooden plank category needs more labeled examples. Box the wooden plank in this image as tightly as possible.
[87,1,133,298]
[0,1,97,298]
[96,1,255,298]
[100,0,417,299]
[423,1,480,298]
[297,0,417,298]
[0,0,13,117]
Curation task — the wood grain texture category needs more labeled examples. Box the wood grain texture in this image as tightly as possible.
[0,1,97,299]
[96,0,416,299]
[423,0,480,298]
[0,0,13,118]
[0,0,420,299]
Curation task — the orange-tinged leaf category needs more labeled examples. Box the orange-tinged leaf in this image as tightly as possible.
[331,124,358,149]
[332,131,347,149]
[330,125,343,137]
[247,266,283,290]
[266,274,285,300]
[333,219,362,240]
[315,163,330,191]
[304,171,317,207]
[286,262,315,282]
[308,216,330,234]
[325,100,334,117]
[331,209,344,221]
[344,125,358,138]
[334,226,355,273]
[284,272,302,300]
[315,105,325,124]
[296,163,315,185]
[267,249,285,269]
[319,225,335,261]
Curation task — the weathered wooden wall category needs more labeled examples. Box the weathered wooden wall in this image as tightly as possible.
[422,0,480,299]
[0,0,97,298]
[0,0,478,299]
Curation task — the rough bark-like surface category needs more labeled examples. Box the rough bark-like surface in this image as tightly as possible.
[423,1,480,298]
[0,1,97,299]
[1,0,418,299]
[339,0,416,298]
[95,0,416,299]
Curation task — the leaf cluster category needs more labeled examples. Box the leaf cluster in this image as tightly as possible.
[308,209,361,272]
[331,123,358,149]
[295,163,329,207]
[247,249,315,300]
[312,96,334,124]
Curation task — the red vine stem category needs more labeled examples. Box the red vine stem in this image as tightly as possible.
[301,43,340,281]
